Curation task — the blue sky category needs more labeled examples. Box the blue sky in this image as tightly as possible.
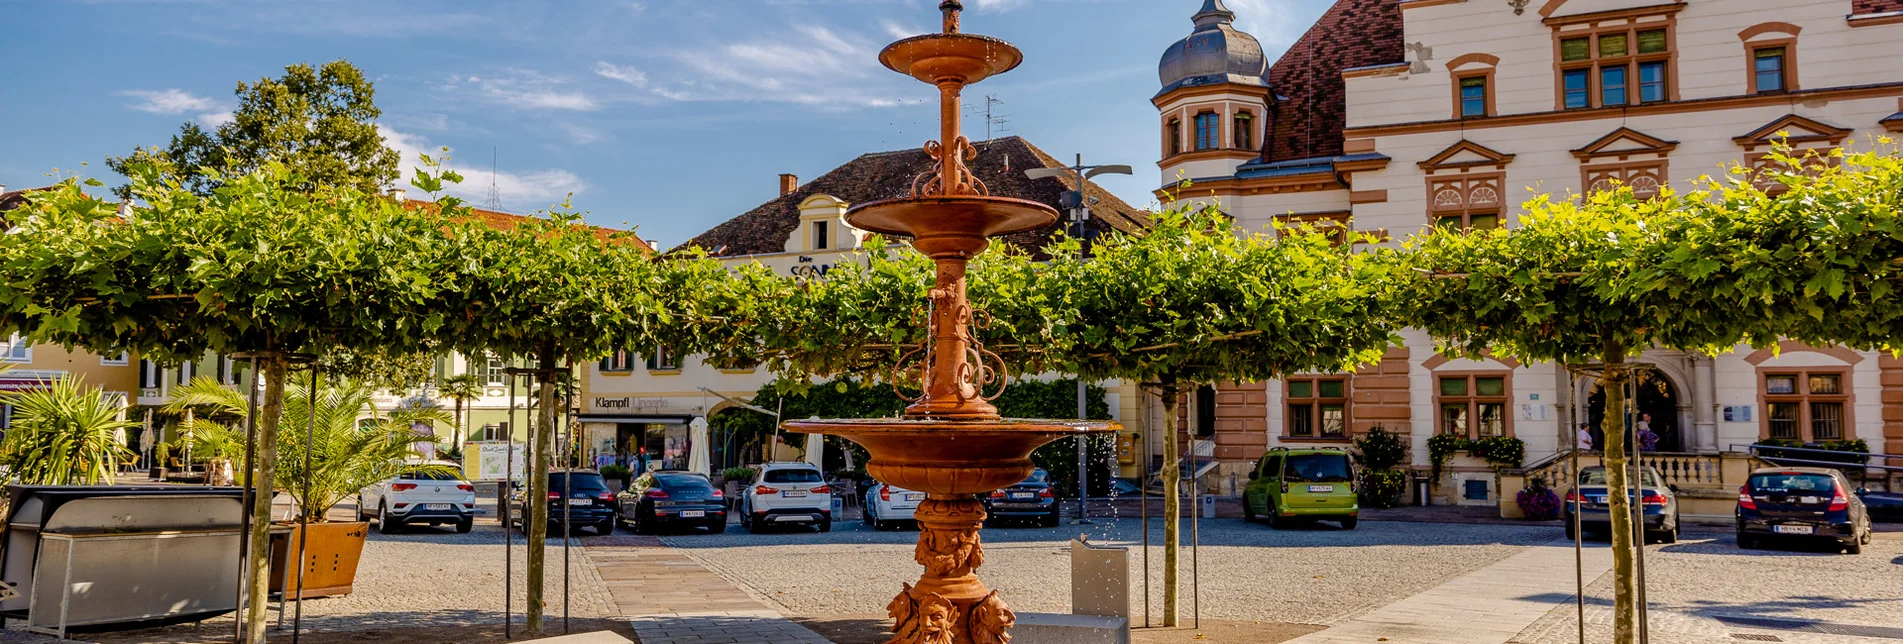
[0,0,1328,248]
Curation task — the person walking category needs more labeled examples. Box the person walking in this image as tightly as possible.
[1636,413,1660,452]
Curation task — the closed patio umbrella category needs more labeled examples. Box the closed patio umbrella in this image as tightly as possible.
[803,429,824,469]
[688,417,711,476]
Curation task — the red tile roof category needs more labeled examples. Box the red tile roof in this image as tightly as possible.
[1264,0,1405,162]
[1855,0,1903,13]
[401,198,646,250]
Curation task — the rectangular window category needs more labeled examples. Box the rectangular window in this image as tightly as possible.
[1437,373,1511,439]
[1754,48,1786,93]
[646,346,681,372]
[1459,76,1487,117]
[1286,377,1348,438]
[1233,112,1253,150]
[1763,371,1849,442]
[812,220,830,250]
[139,359,161,389]
[102,352,130,367]
[176,361,194,385]
[1637,61,1666,103]
[1637,29,1667,54]
[1563,69,1591,109]
[1194,113,1220,151]
[1561,37,1591,61]
[1600,66,1627,106]
[600,349,634,373]
[1598,33,1627,58]
[483,354,506,387]
[1168,119,1182,156]
[0,335,30,363]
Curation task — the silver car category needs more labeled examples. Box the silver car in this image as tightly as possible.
[863,481,923,531]
[1562,465,1680,544]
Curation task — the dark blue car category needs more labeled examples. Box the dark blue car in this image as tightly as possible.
[1737,467,1873,554]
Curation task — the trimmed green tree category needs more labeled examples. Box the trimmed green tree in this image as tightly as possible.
[1035,205,1401,626]
[0,163,469,642]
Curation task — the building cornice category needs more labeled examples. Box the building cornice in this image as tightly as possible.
[1153,82,1273,108]
[1342,82,1903,139]
[1159,148,1260,167]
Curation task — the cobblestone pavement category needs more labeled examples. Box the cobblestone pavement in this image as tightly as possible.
[665,515,1557,628]
[1511,530,1903,644]
[586,534,830,643]
[5,499,617,643]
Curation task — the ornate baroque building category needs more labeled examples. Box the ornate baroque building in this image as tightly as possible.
[1155,0,1903,502]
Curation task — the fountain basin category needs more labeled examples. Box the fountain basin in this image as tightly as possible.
[847,196,1056,258]
[880,33,1025,85]
[781,417,1116,495]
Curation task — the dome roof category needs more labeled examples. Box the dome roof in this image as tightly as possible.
[1158,0,1268,95]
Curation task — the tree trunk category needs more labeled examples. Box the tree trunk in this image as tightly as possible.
[525,349,556,636]
[244,354,287,643]
[1158,378,1181,627]
[454,400,465,447]
[1600,339,1640,642]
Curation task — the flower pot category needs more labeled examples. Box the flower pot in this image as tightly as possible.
[269,521,369,599]
[148,466,166,481]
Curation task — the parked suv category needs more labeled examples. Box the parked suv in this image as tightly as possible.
[1243,447,1358,529]
[1737,467,1873,554]
[1563,465,1680,543]
[740,462,832,532]
[864,480,923,531]
[359,460,477,534]
[982,468,1059,527]
[509,470,617,536]
[617,470,727,534]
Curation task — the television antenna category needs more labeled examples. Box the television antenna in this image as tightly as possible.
[485,147,502,211]
[965,93,1010,141]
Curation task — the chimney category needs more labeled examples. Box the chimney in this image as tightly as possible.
[779,174,799,196]
[0,184,8,194]
[390,188,407,202]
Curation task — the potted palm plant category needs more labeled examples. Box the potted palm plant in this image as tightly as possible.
[0,374,137,486]
[169,376,446,598]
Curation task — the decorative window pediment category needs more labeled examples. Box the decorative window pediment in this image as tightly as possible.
[1571,127,1677,162]
[1732,114,1850,152]
[1418,140,1516,172]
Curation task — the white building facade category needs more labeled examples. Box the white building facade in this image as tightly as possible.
[1156,0,1903,501]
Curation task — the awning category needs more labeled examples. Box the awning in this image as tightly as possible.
[575,414,697,425]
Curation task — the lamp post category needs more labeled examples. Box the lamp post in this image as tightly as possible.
[1027,155,1131,524]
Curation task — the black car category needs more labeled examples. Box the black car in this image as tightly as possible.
[983,468,1059,527]
[509,470,617,536]
[1859,488,1903,523]
[617,470,727,534]
[1737,467,1873,554]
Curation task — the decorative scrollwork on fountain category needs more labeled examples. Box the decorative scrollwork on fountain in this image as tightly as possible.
[915,136,986,199]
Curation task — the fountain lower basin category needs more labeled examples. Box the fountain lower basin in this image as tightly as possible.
[782,417,1115,495]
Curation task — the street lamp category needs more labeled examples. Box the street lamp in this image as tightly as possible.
[1027,154,1130,524]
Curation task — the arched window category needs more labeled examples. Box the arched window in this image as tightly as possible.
[1167,118,1182,156]
[1233,111,1254,150]
[1194,112,1220,151]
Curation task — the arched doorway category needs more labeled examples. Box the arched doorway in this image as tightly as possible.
[1586,373,1683,452]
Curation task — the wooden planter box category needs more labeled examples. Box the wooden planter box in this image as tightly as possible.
[269,521,368,599]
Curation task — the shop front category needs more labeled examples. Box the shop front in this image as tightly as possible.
[577,413,697,473]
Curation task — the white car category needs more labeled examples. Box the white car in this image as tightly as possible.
[740,462,833,533]
[863,481,923,531]
[359,460,477,534]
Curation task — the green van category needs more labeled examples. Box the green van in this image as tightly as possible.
[1243,447,1359,529]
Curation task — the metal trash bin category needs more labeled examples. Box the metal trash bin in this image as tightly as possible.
[1,485,247,637]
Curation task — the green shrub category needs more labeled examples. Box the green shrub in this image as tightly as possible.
[1472,436,1526,471]
[600,464,632,481]
[1359,469,1408,508]
[1353,425,1408,471]
[1426,434,1470,487]
[721,466,758,481]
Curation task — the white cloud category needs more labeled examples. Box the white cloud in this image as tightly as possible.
[379,125,586,209]
[594,61,648,87]
[1224,0,1314,51]
[119,89,220,114]
[969,0,1028,12]
[648,23,912,108]
[446,70,600,112]
[880,19,918,40]
[196,111,235,128]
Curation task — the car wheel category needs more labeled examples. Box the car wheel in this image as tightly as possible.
[863,504,875,528]
[455,517,474,534]
[1341,517,1358,530]
[1661,528,1678,544]
[376,503,401,535]
[1265,506,1280,529]
[1737,531,1756,549]
[357,495,369,522]
[818,517,832,533]
[596,520,615,536]
[1242,500,1256,524]
[1565,522,1576,541]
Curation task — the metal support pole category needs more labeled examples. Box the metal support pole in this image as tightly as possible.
[505,375,518,639]
[235,356,261,644]
[292,364,319,643]
[1629,376,1650,644]
[1075,379,1092,524]
[1569,368,1585,644]
[1188,416,1200,630]
[561,367,572,635]
[1140,389,1151,629]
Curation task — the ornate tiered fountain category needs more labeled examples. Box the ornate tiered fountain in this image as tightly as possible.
[780,3,1119,643]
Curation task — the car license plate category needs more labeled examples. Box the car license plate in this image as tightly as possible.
[425,503,453,511]
[1009,492,1034,500]
[567,499,592,506]
[773,516,807,522]
[680,510,706,518]
[905,493,924,502]
[1800,496,1820,505]
[783,490,807,498]
[1773,524,1813,535]
[1307,485,1333,493]
[1588,496,1606,504]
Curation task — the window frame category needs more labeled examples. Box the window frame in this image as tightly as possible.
[1454,72,1493,118]
[0,334,31,364]
[1434,372,1513,439]
[1550,15,1677,111]
[483,353,507,387]
[1427,172,1506,233]
[1166,117,1183,156]
[1748,43,1795,95]
[646,346,682,373]
[101,351,130,367]
[1233,110,1254,150]
[1193,111,1220,151]
[1581,160,1668,199]
[600,349,635,373]
[1759,369,1852,442]
[1284,376,1351,440]
[812,219,830,251]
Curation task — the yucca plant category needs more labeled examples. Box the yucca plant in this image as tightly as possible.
[0,375,138,486]
[278,381,452,523]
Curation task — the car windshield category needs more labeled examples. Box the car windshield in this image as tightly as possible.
[1021,469,1050,484]
[657,474,714,492]
[548,473,608,493]
[1750,473,1837,493]
[1578,468,1663,488]
[1284,454,1353,483]
[764,469,822,483]
[400,468,462,481]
